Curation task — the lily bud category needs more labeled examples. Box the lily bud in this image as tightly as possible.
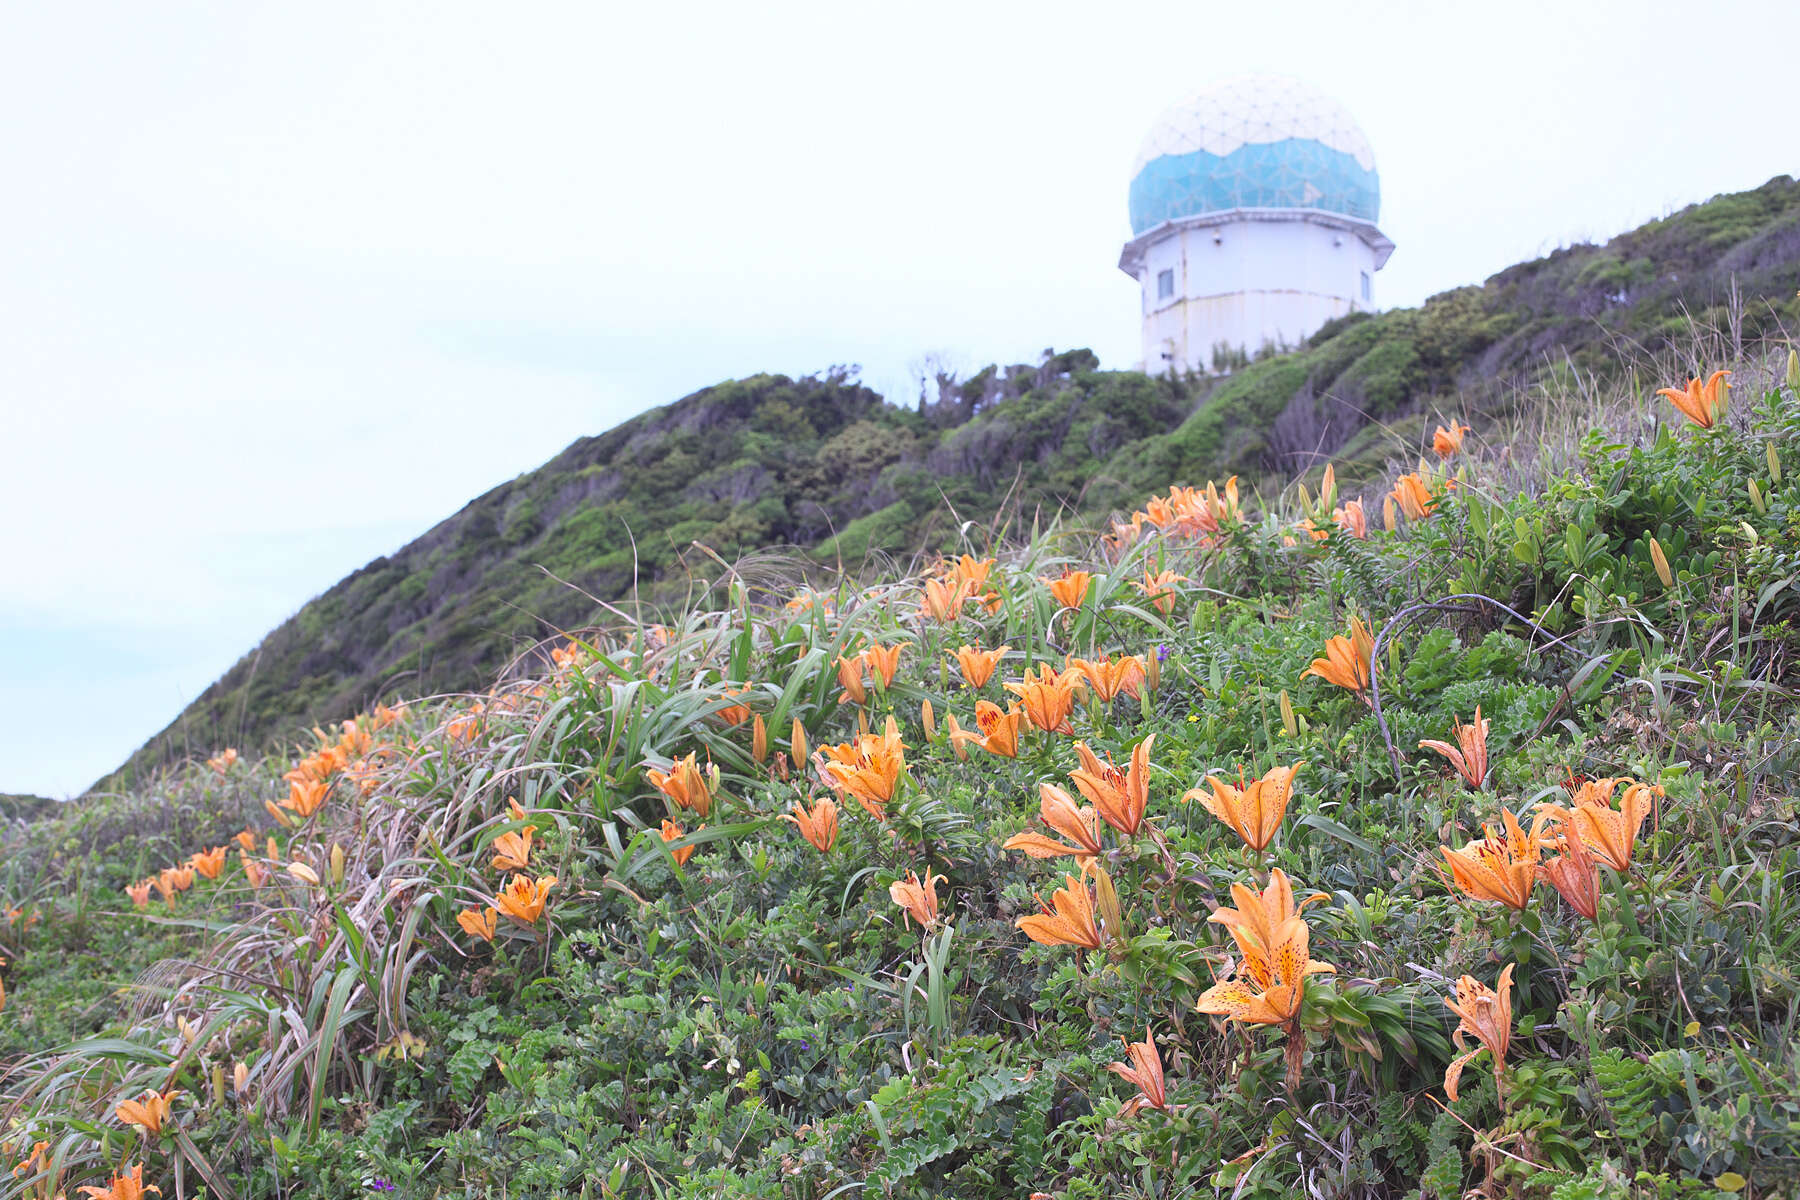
[1769,441,1782,484]
[213,1063,226,1107]
[1749,479,1768,515]
[751,714,768,764]
[789,718,808,767]
[857,709,869,739]
[265,800,295,828]
[1648,538,1675,589]
[1279,689,1298,738]
[1296,482,1313,513]
[920,699,936,741]
[329,843,346,886]
[234,1061,250,1098]
[1383,496,1399,532]
[944,714,970,762]
[1145,647,1161,693]
[1092,863,1124,946]
[1788,347,1799,393]
[287,862,320,886]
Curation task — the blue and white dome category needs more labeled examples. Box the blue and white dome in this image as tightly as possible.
[1128,75,1379,236]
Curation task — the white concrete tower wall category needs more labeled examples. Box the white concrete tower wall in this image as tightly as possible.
[1135,213,1382,371]
[1120,75,1394,374]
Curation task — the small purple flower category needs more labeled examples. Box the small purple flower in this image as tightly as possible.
[1156,644,1169,662]
[368,1180,396,1193]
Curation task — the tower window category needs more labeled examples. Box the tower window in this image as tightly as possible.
[1360,271,1371,302]
[1156,269,1174,300]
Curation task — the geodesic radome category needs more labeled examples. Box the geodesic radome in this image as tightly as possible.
[1128,74,1380,236]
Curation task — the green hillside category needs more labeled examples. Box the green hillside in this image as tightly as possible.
[111,176,1800,787]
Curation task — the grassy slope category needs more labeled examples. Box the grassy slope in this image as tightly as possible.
[6,348,1800,1196]
[111,177,1800,794]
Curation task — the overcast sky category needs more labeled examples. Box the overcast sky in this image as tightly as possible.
[3,0,1796,797]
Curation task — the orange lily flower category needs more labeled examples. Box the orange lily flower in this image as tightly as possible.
[456,905,498,942]
[116,1089,176,1135]
[373,702,407,728]
[189,846,227,881]
[835,653,869,705]
[1064,652,1146,704]
[1556,778,1659,872]
[77,1163,160,1200]
[494,874,557,925]
[1017,872,1105,950]
[863,642,908,689]
[1004,663,1079,735]
[1657,369,1730,429]
[1003,782,1106,860]
[1135,567,1186,615]
[1432,422,1470,458]
[715,687,752,728]
[1184,761,1303,852]
[1444,964,1515,1103]
[889,870,947,931]
[206,747,238,774]
[242,857,268,889]
[1198,475,1242,532]
[444,711,481,744]
[1332,499,1368,538]
[1390,473,1436,521]
[1203,869,1316,959]
[1070,736,1153,836]
[949,554,995,594]
[1197,872,1335,1028]
[817,722,908,819]
[1440,808,1548,909]
[752,714,769,764]
[647,753,719,818]
[953,644,1009,690]
[490,826,536,872]
[1107,1026,1171,1116]
[281,778,330,818]
[785,589,832,615]
[1419,707,1491,789]
[168,866,196,893]
[344,758,380,795]
[507,796,529,821]
[1539,810,1601,921]
[336,719,372,758]
[1302,615,1375,695]
[919,575,972,623]
[949,699,1023,758]
[1103,513,1146,560]
[125,880,152,908]
[233,829,258,854]
[660,819,696,866]
[783,796,839,852]
[1041,569,1092,610]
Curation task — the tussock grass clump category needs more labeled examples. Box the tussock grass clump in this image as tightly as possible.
[5,341,1800,1198]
